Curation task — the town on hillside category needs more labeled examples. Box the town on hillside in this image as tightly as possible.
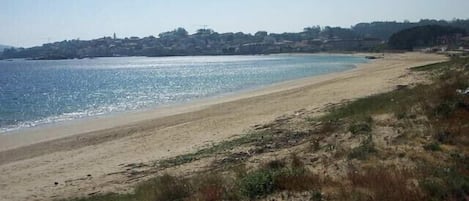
[2,19,469,60]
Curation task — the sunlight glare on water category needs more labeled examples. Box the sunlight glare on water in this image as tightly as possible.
[0,54,366,133]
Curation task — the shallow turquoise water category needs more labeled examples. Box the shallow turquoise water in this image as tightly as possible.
[0,54,366,133]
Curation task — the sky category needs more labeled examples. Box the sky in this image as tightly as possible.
[1,0,469,47]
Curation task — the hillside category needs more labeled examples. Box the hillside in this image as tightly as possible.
[0,27,380,60]
[2,19,469,60]
[59,56,469,201]
[352,19,469,40]
[0,44,12,52]
[389,25,467,50]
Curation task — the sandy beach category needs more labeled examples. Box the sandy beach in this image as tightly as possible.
[0,52,447,201]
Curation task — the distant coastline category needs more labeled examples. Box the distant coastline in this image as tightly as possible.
[3,19,468,60]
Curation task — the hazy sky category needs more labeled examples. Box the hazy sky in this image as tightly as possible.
[2,0,469,47]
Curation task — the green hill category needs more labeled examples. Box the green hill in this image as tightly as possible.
[388,25,466,50]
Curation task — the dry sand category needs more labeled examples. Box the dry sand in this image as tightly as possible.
[0,52,447,201]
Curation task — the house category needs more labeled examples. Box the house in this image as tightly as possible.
[460,36,469,52]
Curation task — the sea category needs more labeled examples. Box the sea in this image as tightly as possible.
[0,54,367,133]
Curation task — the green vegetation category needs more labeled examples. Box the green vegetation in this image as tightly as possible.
[64,155,320,201]
[156,130,286,168]
[410,60,451,71]
[321,86,419,122]
[238,168,276,198]
[420,167,469,201]
[388,25,466,50]
[320,56,469,199]
[353,19,469,41]
[324,57,469,123]
[348,122,372,135]
[237,156,320,199]
[65,194,132,201]
[423,142,442,151]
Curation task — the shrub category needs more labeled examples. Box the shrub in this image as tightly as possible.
[135,174,191,201]
[423,142,442,151]
[238,155,320,199]
[348,136,376,160]
[348,168,424,201]
[275,155,321,192]
[420,168,469,201]
[348,123,372,135]
[263,159,286,170]
[420,177,447,201]
[291,154,304,169]
[274,168,320,192]
[192,174,226,201]
[238,168,276,199]
[434,101,456,117]
[311,191,323,201]
[65,194,133,201]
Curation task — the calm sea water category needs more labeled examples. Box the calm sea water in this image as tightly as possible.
[0,54,366,133]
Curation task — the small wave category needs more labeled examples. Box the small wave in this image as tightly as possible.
[0,111,90,134]
[0,97,187,134]
[0,105,133,134]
